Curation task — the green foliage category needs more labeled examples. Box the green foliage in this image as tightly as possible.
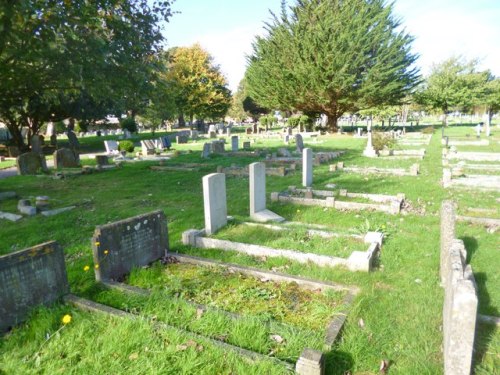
[118,140,135,153]
[421,126,435,134]
[416,57,490,123]
[371,131,395,151]
[245,0,420,131]
[164,44,231,122]
[120,117,138,133]
[54,121,66,135]
[75,121,88,134]
[0,0,173,150]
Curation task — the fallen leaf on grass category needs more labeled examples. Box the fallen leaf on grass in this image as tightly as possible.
[379,359,390,373]
[128,352,139,360]
[270,334,284,343]
[196,308,204,319]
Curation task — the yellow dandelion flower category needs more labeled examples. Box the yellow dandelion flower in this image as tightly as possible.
[297,209,301,213]
[104,250,109,255]
[95,241,100,246]
[94,264,100,269]
[62,314,72,325]
[83,265,90,272]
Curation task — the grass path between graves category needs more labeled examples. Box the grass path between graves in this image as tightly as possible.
[0,124,498,374]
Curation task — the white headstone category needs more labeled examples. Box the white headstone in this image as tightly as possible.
[203,173,227,235]
[249,162,284,223]
[303,148,313,187]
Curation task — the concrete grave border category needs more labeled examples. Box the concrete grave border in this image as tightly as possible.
[271,186,404,215]
[333,162,419,176]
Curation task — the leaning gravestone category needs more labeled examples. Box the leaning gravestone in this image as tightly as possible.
[0,241,69,333]
[16,152,48,175]
[92,210,169,282]
[54,148,80,169]
[66,130,80,162]
[295,134,304,153]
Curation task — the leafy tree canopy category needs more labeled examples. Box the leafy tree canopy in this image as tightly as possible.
[0,0,172,150]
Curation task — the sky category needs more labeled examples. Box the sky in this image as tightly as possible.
[161,0,500,92]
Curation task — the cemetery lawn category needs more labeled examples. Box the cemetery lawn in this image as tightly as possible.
[0,159,15,169]
[1,124,498,374]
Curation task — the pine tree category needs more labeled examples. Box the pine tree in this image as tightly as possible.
[245,0,419,131]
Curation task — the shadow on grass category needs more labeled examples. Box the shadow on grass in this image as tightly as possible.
[324,350,354,374]
[462,236,479,263]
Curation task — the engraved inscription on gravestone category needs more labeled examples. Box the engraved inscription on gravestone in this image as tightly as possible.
[92,210,169,282]
[0,241,69,333]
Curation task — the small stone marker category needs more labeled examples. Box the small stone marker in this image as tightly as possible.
[92,210,169,282]
[0,241,69,332]
[243,141,251,150]
[0,211,23,222]
[16,152,48,175]
[17,199,36,216]
[295,348,325,375]
[231,135,239,152]
[54,148,80,168]
[41,206,76,217]
[302,148,313,187]
[203,173,227,235]
[295,134,304,153]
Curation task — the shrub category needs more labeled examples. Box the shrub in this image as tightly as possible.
[118,140,134,153]
[75,121,88,133]
[372,131,395,151]
[55,121,66,134]
[421,126,434,134]
[120,117,138,133]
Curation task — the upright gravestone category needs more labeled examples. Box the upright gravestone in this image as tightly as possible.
[363,129,377,157]
[31,135,43,154]
[226,128,231,137]
[176,135,188,144]
[66,130,80,162]
[16,152,47,175]
[54,148,80,168]
[92,210,169,282]
[231,136,239,152]
[249,162,284,222]
[302,148,313,187]
[0,241,69,333]
[161,136,172,150]
[295,134,304,153]
[203,173,227,235]
[243,141,251,150]
[201,143,211,158]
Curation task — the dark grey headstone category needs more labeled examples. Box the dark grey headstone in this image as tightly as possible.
[31,135,43,154]
[95,155,109,166]
[0,241,69,333]
[295,134,304,153]
[201,143,211,158]
[54,148,80,169]
[66,130,80,150]
[92,210,169,282]
[161,136,172,150]
[176,135,188,144]
[16,152,47,175]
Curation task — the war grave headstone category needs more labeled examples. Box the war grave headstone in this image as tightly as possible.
[0,241,69,333]
[92,210,169,282]
[302,148,313,187]
[16,152,48,175]
[183,169,383,272]
[249,162,285,223]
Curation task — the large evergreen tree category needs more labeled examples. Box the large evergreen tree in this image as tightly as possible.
[245,0,419,131]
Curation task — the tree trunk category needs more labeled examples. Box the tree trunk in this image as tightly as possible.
[5,121,28,152]
[178,114,185,127]
[326,115,339,132]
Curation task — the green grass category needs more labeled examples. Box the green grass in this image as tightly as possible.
[0,124,498,374]
[0,159,15,169]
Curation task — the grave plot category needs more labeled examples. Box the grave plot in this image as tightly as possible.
[217,164,289,177]
[0,194,75,222]
[441,138,490,147]
[271,186,404,215]
[150,162,212,172]
[86,210,359,373]
[443,149,500,162]
[183,167,383,271]
[332,161,419,176]
[442,168,500,191]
